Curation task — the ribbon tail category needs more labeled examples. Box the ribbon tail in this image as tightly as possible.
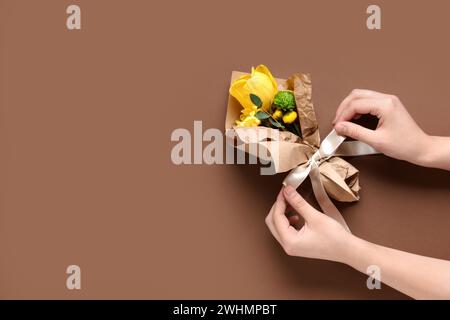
[282,163,311,189]
[309,161,351,233]
[334,141,379,157]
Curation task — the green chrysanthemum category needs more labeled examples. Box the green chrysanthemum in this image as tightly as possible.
[273,90,296,111]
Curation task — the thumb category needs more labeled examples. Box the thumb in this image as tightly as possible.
[283,186,317,222]
[335,121,376,145]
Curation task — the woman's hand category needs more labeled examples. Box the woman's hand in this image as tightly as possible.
[333,89,433,167]
[265,186,355,263]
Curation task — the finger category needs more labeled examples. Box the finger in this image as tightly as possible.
[265,188,285,243]
[276,187,284,202]
[272,191,297,244]
[335,97,387,123]
[265,209,281,243]
[333,89,387,124]
[265,202,279,241]
[335,121,377,146]
[283,185,317,222]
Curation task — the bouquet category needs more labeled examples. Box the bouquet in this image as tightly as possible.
[225,65,379,230]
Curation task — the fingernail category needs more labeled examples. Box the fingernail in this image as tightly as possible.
[284,185,295,196]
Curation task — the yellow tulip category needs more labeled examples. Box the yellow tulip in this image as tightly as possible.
[229,65,278,112]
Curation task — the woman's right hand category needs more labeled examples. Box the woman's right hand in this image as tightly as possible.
[333,89,434,167]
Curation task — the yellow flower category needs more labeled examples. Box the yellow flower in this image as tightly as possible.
[235,110,261,127]
[272,109,283,120]
[282,111,297,124]
[236,115,261,127]
[229,65,278,112]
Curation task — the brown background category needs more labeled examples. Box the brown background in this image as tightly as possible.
[1,0,450,299]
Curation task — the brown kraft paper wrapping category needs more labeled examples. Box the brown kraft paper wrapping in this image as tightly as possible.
[226,70,365,203]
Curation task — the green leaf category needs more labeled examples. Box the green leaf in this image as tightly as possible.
[250,93,263,108]
[269,118,285,129]
[255,111,270,120]
[292,123,302,137]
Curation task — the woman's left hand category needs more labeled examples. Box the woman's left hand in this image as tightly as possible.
[265,186,356,263]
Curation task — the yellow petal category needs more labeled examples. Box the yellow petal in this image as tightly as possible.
[254,65,278,92]
[272,109,283,120]
[230,65,278,113]
[282,111,298,124]
[229,76,253,110]
[236,115,261,127]
[245,72,277,111]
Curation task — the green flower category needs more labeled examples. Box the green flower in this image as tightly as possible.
[273,90,296,111]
